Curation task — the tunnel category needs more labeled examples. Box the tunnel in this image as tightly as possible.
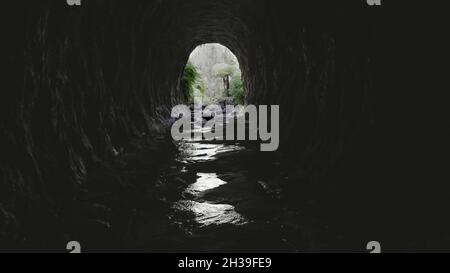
[1,0,449,252]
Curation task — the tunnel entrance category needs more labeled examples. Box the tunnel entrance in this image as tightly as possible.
[182,43,244,105]
[174,45,251,235]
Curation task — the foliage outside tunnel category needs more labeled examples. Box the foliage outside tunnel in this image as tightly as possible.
[181,62,205,101]
[182,44,244,105]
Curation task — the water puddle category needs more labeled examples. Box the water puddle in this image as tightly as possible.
[172,172,248,228]
[176,142,243,163]
[173,200,247,227]
[185,173,226,195]
[171,133,249,229]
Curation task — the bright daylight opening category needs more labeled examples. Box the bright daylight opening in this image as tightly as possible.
[182,43,244,105]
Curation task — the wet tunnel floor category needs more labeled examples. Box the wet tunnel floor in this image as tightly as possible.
[72,128,445,253]
[121,139,301,252]
[168,140,302,251]
[70,129,329,253]
[13,127,447,253]
[65,120,353,253]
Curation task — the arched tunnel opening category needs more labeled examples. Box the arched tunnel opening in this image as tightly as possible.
[183,43,244,105]
[1,1,449,253]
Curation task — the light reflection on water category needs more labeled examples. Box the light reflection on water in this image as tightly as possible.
[177,142,244,163]
[173,200,247,227]
[185,173,226,195]
[173,172,248,227]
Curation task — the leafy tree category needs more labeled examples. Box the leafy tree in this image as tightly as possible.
[181,63,203,101]
[229,77,244,104]
[213,63,234,91]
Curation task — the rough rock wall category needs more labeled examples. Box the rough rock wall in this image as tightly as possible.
[1,0,185,245]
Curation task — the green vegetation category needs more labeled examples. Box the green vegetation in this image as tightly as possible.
[213,63,234,92]
[229,76,244,104]
[181,63,205,101]
[212,63,244,104]
[182,61,243,104]
[213,63,235,79]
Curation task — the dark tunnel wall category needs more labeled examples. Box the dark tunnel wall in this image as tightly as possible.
[1,0,449,249]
